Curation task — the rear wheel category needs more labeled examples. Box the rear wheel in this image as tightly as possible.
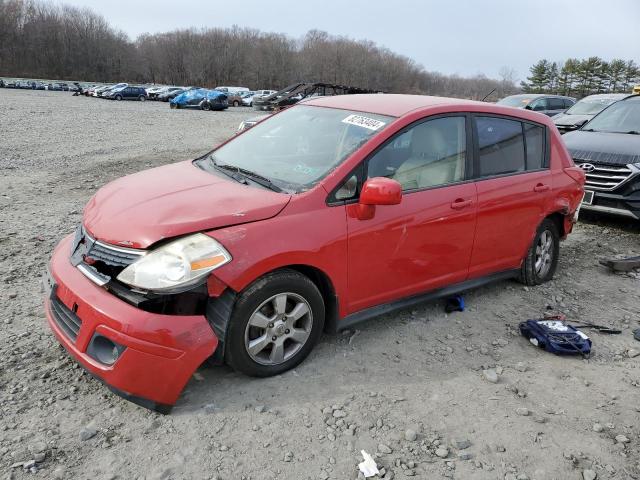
[225,270,325,377]
[519,218,560,286]
[233,100,240,107]
[170,103,176,109]
[139,95,146,101]
[201,102,211,111]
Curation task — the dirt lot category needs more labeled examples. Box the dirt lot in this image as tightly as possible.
[1,89,639,480]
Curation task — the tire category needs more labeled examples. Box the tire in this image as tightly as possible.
[519,218,560,286]
[170,103,176,109]
[201,102,211,111]
[139,95,146,101]
[225,269,325,377]
[233,100,240,107]
[115,95,122,101]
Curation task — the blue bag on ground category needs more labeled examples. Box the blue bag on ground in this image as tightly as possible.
[519,320,591,355]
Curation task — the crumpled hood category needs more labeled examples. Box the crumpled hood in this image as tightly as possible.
[563,131,640,166]
[84,161,291,248]
[553,113,592,127]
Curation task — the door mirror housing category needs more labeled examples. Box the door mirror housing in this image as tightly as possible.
[359,177,402,205]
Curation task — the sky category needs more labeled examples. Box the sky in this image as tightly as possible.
[66,0,640,81]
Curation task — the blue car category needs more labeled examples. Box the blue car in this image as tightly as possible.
[169,89,228,111]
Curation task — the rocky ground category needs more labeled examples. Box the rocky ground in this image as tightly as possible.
[0,89,639,480]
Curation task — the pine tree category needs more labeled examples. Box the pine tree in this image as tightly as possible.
[522,59,551,93]
[606,59,626,92]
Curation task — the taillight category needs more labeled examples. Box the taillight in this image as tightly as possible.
[564,166,585,185]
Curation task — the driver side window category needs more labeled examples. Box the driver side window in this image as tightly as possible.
[367,116,466,191]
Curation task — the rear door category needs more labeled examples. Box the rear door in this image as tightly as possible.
[468,115,551,278]
[547,97,567,116]
[345,114,477,313]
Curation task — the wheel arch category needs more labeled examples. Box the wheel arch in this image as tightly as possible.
[206,263,340,365]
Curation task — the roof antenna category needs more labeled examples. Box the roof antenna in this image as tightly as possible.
[481,88,496,102]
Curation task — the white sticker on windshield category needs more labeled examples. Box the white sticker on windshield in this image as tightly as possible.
[342,114,386,131]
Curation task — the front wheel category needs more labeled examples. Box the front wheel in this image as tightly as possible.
[201,102,211,111]
[519,218,560,286]
[233,100,240,107]
[225,270,325,377]
[139,95,146,101]
[115,95,122,101]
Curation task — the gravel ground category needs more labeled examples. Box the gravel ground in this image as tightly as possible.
[1,89,639,480]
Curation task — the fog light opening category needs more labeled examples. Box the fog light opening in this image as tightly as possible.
[89,335,124,366]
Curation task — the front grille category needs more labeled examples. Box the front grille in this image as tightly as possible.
[574,161,635,191]
[50,290,82,342]
[86,239,144,267]
[71,226,144,268]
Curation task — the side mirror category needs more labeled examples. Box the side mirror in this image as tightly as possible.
[351,177,402,220]
[359,177,402,206]
[524,104,532,110]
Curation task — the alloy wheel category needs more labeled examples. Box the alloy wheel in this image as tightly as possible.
[244,292,313,366]
[534,229,554,277]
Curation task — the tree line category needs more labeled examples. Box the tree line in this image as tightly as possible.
[0,0,518,100]
[521,57,639,98]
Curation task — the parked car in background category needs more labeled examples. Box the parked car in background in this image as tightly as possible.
[44,94,583,412]
[157,88,187,102]
[242,90,277,107]
[237,114,271,132]
[497,94,576,117]
[633,85,640,95]
[104,85,147,101]
[553,94,629,134]
[169,89,228,110]
[227,92,245,107]
[253,83,379,111]
[145,85,167,100]
[215,86,250,94]
[148,86,182,100]
[563,94,640,219]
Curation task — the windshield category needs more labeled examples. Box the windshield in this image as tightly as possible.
[566,97,618,116]
[497,95,536,108]
[201,105,393,192]
[583,97,640,133]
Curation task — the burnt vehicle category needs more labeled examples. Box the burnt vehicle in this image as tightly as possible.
[563,94,640,219]
[169,89,229,111]
[553,93,629,134]
[253,82,379,111]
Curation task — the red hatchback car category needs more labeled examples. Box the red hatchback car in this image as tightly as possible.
[45,94,585,412]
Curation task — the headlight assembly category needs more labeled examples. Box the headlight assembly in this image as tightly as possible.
[116,233,231,293]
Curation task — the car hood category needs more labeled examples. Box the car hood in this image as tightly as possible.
[83,160,291,249]
[563,130,640,166]
[553,113,593,127]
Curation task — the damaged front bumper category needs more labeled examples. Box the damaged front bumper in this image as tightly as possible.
[44,235,219,412]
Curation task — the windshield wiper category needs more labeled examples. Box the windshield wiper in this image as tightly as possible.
[210,157,283,192]
[625,130,640,135]
[582,128,599,132]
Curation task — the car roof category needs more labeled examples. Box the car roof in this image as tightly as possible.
[303,93,490,117]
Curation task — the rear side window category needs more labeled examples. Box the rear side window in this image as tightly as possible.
[548,98,565,110]
[524,123,545,170]
[476,116,525,176]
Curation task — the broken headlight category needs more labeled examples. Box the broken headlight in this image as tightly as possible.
[116,234,231,293]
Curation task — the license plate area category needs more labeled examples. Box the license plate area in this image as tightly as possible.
[582,190,594,205]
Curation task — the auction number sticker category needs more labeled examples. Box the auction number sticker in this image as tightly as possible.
[342,114,386,131]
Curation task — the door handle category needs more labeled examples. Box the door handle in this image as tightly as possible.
[534,183,550,193]
[450,198,473,210]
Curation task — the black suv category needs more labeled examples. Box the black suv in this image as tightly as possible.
[563,95,640,219]
[104,86,147,101]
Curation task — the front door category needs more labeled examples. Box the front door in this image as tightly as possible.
[346,115,477,314]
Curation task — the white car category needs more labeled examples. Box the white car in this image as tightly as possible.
[241,90,277,107]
